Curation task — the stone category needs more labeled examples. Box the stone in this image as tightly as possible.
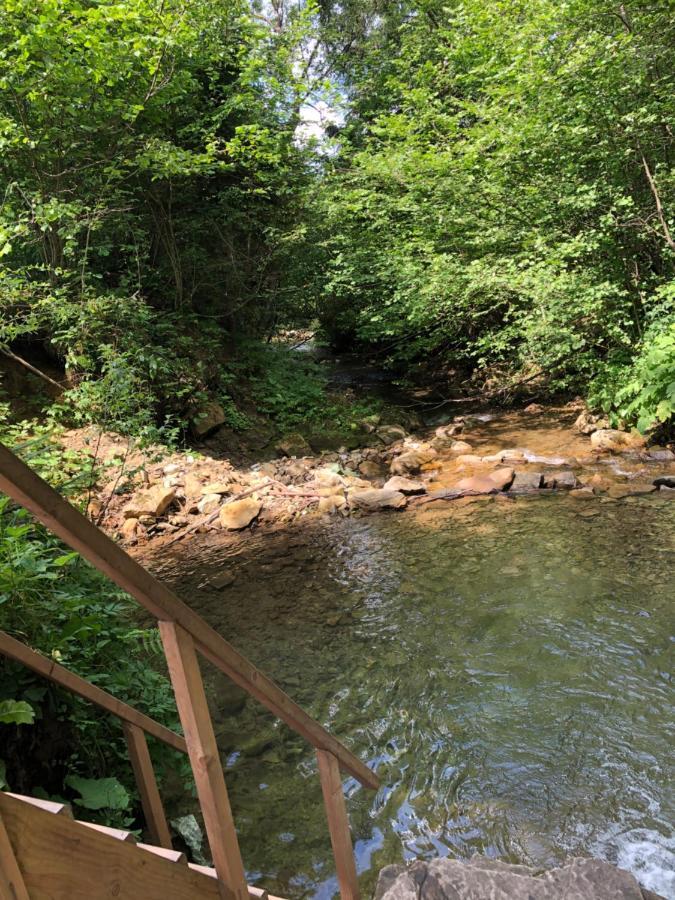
[430,424,465,448]
[383,476,427,495]
[358,459,385,478]
[201,481,232,495]
[219,498,262,530]
[183,473,203,498]
[376,425,407,445]
[585,473,613,493]
[123,485,176,519]
[375,856,657,900]
[120,518,138,539]
[607,481,657,499]
[524,402,544,414]
[591,429,646,452]
[318,493,347,515]
[570,488,596,500]
[390,446,437,476]
[275,433,312,458]
[489,467,516,490]
[509,471,544,492]
[197,493,222,515]
[455,475,500,495]
[542,470,578,490]
[574,409,610,435]
[455,454,485,467]
[448,440,473,454]
[648,447,675,462]
[192,401,226,438]
[654,475,675,489]
[359,414,381,432]
[349,489,407,511]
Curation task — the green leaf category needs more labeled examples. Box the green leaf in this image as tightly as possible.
[65,775,130,811]
[0,699,35,725]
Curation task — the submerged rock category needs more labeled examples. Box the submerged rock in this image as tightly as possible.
[375,856,663,900]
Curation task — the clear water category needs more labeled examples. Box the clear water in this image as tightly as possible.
[157,492,675,899]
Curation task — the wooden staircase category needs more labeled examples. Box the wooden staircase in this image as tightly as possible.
[0,443,380,899]
[0,790,282,899]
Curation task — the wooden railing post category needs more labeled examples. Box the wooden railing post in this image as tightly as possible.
[316,749,360,900]
[122,721,172,850]
[159,621,248,900]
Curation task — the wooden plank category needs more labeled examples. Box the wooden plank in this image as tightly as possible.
[159,621,248,900]
[76,821,137,842]
[5,792,72,817]
[0,629,187,755]
[137,843,186,863]
[187,868,281,900]
[0,809,30,900]
[0,444,378,791]
[316,749,360,900]
[123,721,173,849]
[0,790,223,900]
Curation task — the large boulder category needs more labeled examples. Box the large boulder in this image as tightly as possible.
[349,489,407,511]
[219,498,262,530]
[375,857,662,900]
[123,485,176,519]
[192,401,226,439]
[591,429,646,453]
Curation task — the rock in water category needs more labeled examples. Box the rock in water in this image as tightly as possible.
[350,489,407,511]
[383,476,427,495]
[510,471,544,492]
[591,429,646,452]
[192,401,226,438]
[219,498,262,530]
[375,857,663,900]
[124,485,176,519]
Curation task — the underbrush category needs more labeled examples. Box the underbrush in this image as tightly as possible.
[0,421,188,833]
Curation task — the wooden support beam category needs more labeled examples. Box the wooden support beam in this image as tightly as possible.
[0,810,30,900]
[0,443,378,791]
[316,749,360,900]
[0,630,187,754]
[159,621,248,900]
[123,722,173,849]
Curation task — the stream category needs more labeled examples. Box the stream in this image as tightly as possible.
[155,486,674,899]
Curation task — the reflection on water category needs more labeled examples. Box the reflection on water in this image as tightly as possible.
[155,494,675,899]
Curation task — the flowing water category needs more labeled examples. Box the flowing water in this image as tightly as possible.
[155,490,674,899]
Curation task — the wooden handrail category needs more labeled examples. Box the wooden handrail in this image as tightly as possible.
[0,443,378,791]
[0,630,187,754]
[0,442,378,899]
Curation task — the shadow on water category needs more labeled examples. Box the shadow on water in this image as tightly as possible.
[152,492,675,900]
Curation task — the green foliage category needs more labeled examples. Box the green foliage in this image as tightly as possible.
[302,0,675,425]
[0,490,186,827]
[0,0,314,436]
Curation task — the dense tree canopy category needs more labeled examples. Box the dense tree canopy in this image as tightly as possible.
[0,0,673,432]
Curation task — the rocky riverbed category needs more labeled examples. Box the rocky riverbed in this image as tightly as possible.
[71,401,674,550]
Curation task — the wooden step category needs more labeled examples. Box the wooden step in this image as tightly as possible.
[5,792,73,818]
[138,842,187,864]
[188,865,276,900]
[76,820,137,842]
